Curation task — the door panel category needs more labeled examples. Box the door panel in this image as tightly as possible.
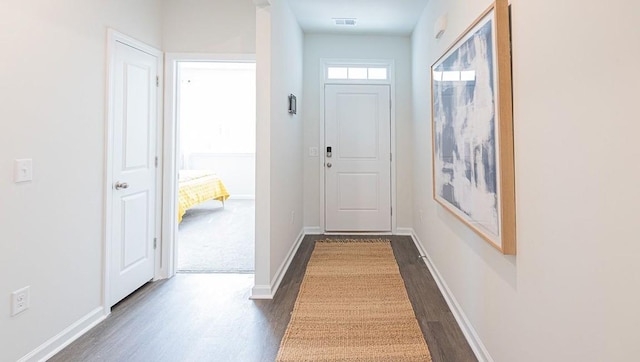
[110,40,158,306]
[325,84,391,231]
[123,63,152,170]
[337,94,379,159]
[120,191,150,269]
[338,173,379,210]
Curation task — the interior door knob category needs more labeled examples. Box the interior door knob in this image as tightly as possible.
[114,181,129,190]
[326,163,332,168]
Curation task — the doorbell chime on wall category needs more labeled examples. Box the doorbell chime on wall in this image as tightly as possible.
[288,94,297,114]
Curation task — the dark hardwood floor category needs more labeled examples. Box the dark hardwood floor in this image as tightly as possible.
[50,235,476,362]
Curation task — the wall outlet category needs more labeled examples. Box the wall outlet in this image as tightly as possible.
[290,211,295,224]
[11,286,30,316]
[419,210,424,222]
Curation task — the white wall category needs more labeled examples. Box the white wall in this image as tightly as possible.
[254,2,273,291]
[162,0,256,54]
[268,0,304,282]
[302,35,413,230]
[411,0,640,361]
[254,0,304,294]
[0,1,162,361]
[188,153,256,197]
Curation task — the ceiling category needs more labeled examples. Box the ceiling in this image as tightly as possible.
[287,0,429,36]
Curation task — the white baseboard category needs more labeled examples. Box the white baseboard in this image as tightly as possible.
[250,284,272,299]
[304,227,414,236]
[303,226,322,235]
[19,307,107,362]
[251,228,305,299]
[409,229,493,362]
[324,232,393,235]
[395,227,413,235]
[228,195,255,200]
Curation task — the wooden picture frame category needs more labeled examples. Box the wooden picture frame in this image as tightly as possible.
[430,0,515,254]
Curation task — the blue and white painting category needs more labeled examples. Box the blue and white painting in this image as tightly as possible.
[432,17,500,237]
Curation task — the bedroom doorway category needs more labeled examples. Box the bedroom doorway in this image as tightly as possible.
[173,60,256,274]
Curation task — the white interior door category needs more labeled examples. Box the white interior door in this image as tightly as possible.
[109,40,158,306]
[325,84,391,232]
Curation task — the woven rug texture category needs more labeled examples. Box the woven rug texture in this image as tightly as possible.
[276,239,432,362]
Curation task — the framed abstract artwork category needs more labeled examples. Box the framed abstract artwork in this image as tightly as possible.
[430,0,516,254]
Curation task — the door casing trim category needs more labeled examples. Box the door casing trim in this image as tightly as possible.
[319,58,397,233]
[161,53,256,280]
[104,29,163,313]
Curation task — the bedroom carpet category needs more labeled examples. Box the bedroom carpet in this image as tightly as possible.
[177,199,254,273]
[276,239,432,361]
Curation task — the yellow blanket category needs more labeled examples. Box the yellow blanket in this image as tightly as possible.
[178,170,230,223]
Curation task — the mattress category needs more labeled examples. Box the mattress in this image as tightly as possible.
[178,170,230,223]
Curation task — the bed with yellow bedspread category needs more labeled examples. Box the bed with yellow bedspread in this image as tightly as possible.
[178,170,230,223]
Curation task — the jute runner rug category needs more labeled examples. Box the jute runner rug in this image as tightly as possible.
[276,239,432,361]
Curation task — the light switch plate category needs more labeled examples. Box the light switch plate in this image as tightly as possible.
[14,159,33,183]
[309,147,319,157]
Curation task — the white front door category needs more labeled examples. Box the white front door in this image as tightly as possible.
[109,39,159,306]
[325,84,391,232]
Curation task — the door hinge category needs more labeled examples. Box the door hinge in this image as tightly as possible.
[391,207,393,216]
[153,237,157,249]
[156,76,159,87]
[155,156,158,168]
[390,100,392,110]
[390,153,392,162]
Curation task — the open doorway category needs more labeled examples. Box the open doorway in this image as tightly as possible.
[174,61,256,273]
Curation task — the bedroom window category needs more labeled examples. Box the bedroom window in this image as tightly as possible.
[178,61,256,155]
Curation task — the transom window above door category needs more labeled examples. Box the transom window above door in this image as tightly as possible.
[327,66,388,80]
[322,60,393,84]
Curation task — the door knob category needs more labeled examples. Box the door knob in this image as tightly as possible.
[326,163,332,168]
[114,181,129,190]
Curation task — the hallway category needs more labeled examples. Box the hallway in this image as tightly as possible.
[51,236,476,362]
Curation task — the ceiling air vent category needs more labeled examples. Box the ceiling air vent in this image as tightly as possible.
[333,18,357,26]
